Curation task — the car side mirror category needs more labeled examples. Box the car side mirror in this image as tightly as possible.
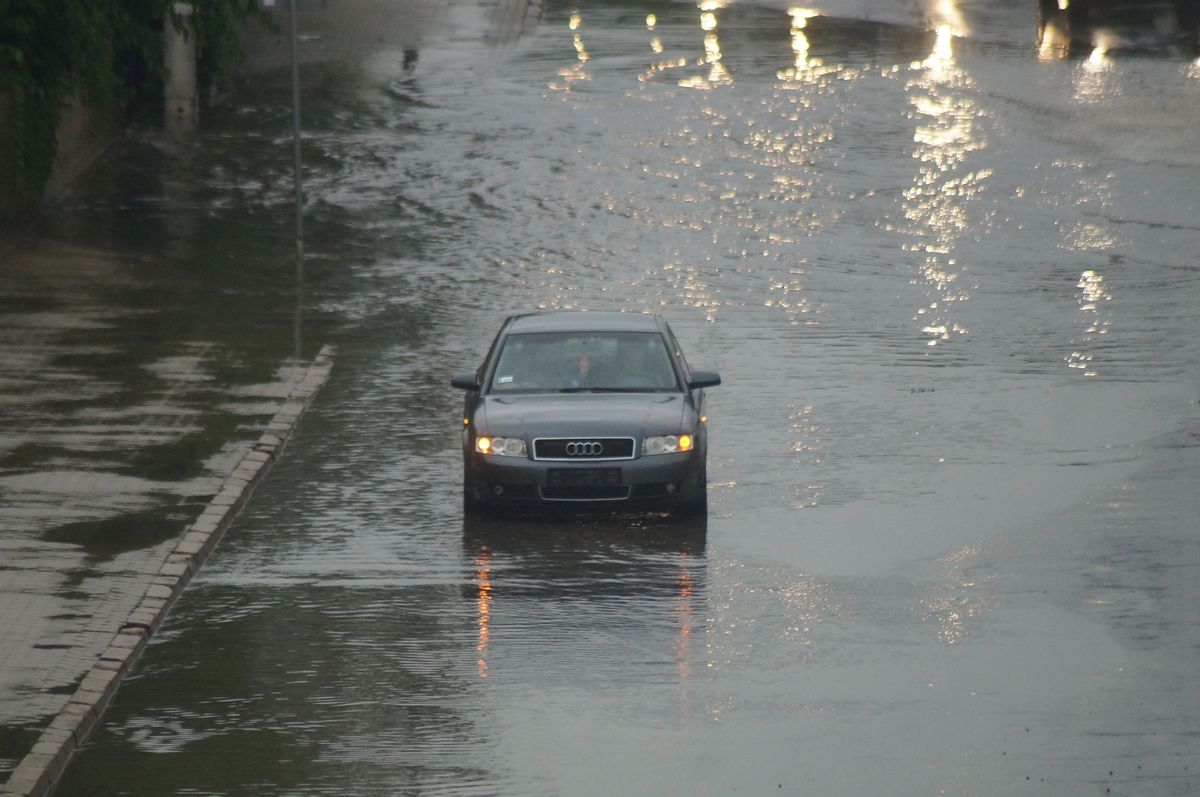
[451,372,480,391]
[688,370,721,390]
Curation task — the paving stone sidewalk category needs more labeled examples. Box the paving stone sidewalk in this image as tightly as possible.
[0,237,325,784]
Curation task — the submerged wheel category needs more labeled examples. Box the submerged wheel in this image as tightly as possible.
[677,460,708,516]
[463,464,483,515]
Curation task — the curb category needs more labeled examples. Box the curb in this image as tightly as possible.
[0,344,336,797]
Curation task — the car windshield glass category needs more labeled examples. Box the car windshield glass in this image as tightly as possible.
[490,331,679,393]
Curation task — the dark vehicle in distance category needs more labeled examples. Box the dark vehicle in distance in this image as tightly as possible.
[451,311,720,514]
[1037,0,1200,52]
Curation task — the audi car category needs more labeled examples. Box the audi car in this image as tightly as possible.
[451,311,720,513]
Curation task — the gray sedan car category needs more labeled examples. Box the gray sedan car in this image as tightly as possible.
[451,311,720,513]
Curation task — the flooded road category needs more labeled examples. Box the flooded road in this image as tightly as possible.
[46,0,1200,793]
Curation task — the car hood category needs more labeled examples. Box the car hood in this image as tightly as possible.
[479,393,686,437]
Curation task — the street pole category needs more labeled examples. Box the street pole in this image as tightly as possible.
[288,0,304,257]
[287,0,304,358]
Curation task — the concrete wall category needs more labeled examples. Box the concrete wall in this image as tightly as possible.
[44,97,117,201]
[0,93,118,220]
[0,92,26,218]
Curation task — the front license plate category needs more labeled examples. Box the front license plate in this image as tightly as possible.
[546,468,621,488]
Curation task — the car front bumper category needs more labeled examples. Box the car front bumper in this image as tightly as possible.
[467,449,704,506]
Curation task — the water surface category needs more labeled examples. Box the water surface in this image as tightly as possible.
[52,0,1200,794]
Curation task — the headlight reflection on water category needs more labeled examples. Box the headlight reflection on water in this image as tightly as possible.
[474,551,492,678]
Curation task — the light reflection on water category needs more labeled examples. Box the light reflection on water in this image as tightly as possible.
[1075,44,1117,104]
[920,543,994,645]
[778,7,820,79]
[474,550,493,678]
[699,1,733,89]
[1067,268,1113,376]
[548,10,589,92]
[903,22,985,349]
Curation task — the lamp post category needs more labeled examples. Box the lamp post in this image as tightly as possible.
[288,0,304,257]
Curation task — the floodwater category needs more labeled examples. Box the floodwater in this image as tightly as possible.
[49,0,1200,794]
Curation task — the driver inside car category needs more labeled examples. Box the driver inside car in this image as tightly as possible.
[564,353,592,389]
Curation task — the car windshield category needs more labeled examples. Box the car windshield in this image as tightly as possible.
[490,331,680,393]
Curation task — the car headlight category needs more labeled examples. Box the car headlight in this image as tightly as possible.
[643,433,694,456]
[476,436,527,457]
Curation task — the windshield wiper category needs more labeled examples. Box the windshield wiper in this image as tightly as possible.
[557,386,649,393]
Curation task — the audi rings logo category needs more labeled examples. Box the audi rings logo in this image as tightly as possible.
[565,441,604,457]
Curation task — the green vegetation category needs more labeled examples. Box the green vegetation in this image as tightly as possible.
[0,0,268,210]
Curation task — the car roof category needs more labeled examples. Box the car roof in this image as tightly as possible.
[505,311,663,334]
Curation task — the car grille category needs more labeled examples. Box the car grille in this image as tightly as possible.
[532,437,635,461]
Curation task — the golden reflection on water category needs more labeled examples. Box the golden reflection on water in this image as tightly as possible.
[1037,27,1067,61]
[919,24,955,70]
[678,1,732,89]
[902,17,986,348]
[475,551,493,678]
[708,562,837,675]
[922,545,991,645]
[1043,157,1118,374]
[1064,221,1117,252]
[1066,269,1112,376]
[789,9,812,69]
[675,555,695,683]
[549,9,590,92]
[1073,43,1115,105]
[660,259,721,322]
[775,8,826,82]
[788,403,822,508]
[774,577,830,645]
[631,6,839,322]
[648,13,662,58]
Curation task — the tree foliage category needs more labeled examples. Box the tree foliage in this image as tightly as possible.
[0,0,267,205]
